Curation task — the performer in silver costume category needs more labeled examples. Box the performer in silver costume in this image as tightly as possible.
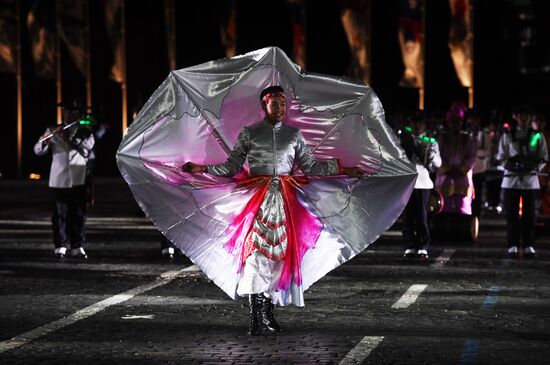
[117,48,417,338]
[183,86,363,335]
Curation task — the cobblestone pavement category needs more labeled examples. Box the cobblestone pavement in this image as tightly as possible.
[0,179,549,364]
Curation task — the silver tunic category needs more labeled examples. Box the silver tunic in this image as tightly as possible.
[206,119,340,177]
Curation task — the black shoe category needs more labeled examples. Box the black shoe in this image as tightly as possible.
[248,294,262,336]
[259,294,281,333]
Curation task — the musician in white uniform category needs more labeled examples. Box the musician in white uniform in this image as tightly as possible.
[400,114,441,259]
[497,107,548,258]
[34,100,95,259]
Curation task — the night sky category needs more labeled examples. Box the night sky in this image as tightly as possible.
[1,0,549,178]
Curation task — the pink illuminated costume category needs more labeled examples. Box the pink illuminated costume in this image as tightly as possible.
[117,48,416,311]
[436,130,477,215]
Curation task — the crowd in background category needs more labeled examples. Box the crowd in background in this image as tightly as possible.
[390,101,549,259]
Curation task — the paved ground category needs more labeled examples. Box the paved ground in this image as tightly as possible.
[0,178,549,364]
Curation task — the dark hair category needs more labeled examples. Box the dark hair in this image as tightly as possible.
[404,111,424,125]
[57,98,85,114]
[260,86,285,100]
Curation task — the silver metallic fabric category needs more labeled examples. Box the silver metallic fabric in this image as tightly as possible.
[117,47,416,306]
[206,120,339,177]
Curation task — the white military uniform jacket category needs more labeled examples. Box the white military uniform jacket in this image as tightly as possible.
[34,124,95,188]
[410,133,442,190]
[496,127,548,190]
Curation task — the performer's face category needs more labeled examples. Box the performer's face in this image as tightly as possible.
[514,112,530,128]
[412,120,424,135]
[264,95,286,121]
[447,117,462,135]
[63,109,81,123]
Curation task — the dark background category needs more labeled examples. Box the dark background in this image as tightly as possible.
[1,0,549,179]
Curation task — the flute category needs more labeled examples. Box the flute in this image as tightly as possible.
[38,118,93,143]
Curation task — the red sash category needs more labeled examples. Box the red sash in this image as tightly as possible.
[223,176,323,291]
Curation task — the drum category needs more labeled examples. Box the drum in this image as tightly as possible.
[427,189,444,215]
[431,212,479,242]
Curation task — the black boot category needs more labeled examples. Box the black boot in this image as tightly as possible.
[247,294,261,336]
[260,294,281,333]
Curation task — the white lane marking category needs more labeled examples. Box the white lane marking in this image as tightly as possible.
[182,264,200,272]
[121,314,155,320]
[431,249,456,269]
[391,284,428,309]
[339,336,384,364]
[0,267,186,353]
[381,230,401,237]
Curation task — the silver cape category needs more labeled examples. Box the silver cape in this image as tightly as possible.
[117,47,416,306]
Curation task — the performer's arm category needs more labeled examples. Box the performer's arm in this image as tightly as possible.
[182,128,249,176]
[428,141,442,170]
[295,131,362,177]
[495,133,509,166]
[537,132,549,171]
[33,129,51,156]
[459,135,477,174]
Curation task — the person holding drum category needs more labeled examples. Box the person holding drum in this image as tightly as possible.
[497,106,548,258]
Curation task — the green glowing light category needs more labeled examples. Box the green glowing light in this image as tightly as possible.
[530,132,541,149]
[418,136,436,144]
[404,126,413,133]
[78,114,94,126]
